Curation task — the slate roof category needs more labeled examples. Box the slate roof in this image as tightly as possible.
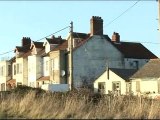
[52,40,68,51]
[72,33,157,59]
[110,68,137,80]
[20,50,32,58]
[113,42,158,59]
[131,59,160,79]
[72,32,90,39]
[46,37,66,44]
[31,41,44,49]
[14,46,29,53]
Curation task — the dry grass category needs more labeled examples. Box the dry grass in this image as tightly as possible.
[0,89,160,119]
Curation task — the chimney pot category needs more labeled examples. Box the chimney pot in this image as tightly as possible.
[90,16,103,36]
[51,35,55,39]
[112,32,120,43]
[22,37,31,47]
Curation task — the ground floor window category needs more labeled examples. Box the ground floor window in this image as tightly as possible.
[98,82,105,94]
[112,81,121,95]
[1,83,5,91]
[126,82,132,94]
[17,82,22,86]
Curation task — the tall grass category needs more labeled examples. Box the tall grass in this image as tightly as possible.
[0,87,160,119]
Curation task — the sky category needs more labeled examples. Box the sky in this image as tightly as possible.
[0,1,159,59]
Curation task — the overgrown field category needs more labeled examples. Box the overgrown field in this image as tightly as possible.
[0,86,160,119]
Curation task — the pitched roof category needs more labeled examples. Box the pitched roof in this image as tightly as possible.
[19,50,32,58]
[131,59,160,79]
[37,48,45,56]
[52,40,68,51]
[37,76,50,81]
[14,46,29,53]
[72,32,90,39]
[110,68,137,80]
[70,33,157,60]
[9,57,16,63]
[46,37,66,44]
[31,41,44,49]
[7,79,16,84]
[113,42,157,59]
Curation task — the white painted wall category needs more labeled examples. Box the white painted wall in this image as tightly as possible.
[0,60,11,91]
[16,57,28,86]
[131,80,137,95]
[94,70,127,95]
[141,79,158,93]
[73,35,124,88]
[28,55,43,87]
[43,56,50,76]
[131,78,159,95]
[44,41,50,53]
[12,62,16,79]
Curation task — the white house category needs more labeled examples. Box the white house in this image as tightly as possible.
[0,60,12,91]
[49,40,68,84]
[36,36,66,88]
[66,16,157,89]
[130,59,160,95]
[6,57,16,90]
[94,68,137,95]
[28,41,44,88]
[14,37,31,86]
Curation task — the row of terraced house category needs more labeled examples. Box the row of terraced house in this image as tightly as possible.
[0,16,159,96]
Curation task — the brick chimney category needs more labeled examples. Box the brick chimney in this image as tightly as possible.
[112,32,120,43]
[22,37,31,47]
[90,16,103,36]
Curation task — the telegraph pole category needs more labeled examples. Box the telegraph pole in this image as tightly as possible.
[69,21,73,90]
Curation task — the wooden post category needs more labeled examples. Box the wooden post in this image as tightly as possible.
[68,21,73,90]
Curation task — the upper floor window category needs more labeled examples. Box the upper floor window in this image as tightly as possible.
[17,63,22,74]
[0,66,4,76]
[8,65,12,76]
[14,64,16,75]
[46,61,49,71]
[133,61,139,69]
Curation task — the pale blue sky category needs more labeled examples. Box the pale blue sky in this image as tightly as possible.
[0,1,159,59]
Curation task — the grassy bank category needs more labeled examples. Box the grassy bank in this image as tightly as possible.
[0,86,160,119]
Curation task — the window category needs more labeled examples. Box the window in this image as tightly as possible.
[14,64,16,75]
[0,66,4,76]
[133,61,139,69]
[1,83,5,91]
[126,82,132,94]
[46,61,49,71]
[8,65,12,76]
[98,82,105,94]
[112,81,121,95]
[17,82,22,86]
[16,63,22,74]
